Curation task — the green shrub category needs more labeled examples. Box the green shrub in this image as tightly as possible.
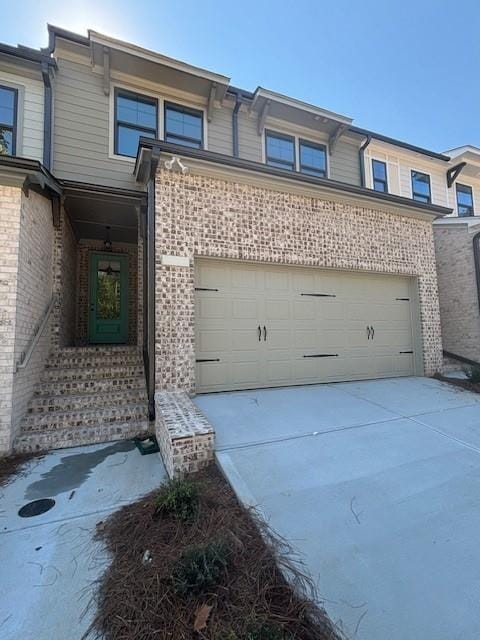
[172,542,228,595]
[154,478,199,521]
[245,623,288,640]
[464,365,480,384]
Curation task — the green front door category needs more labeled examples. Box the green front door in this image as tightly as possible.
[89,253,128,344]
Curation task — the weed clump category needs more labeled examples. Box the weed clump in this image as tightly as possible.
[172,541,229,595]
[154,478,199,521]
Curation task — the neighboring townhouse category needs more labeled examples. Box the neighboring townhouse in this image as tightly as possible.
[2,24,474,475]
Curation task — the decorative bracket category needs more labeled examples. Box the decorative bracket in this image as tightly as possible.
[329,123,349,155]
[164,156,188,174]
[103,46,110,96]
[447,162,467,188]
[207,82,217,122]
[257,99,271,136]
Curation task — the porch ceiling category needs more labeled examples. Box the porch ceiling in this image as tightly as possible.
[63,186,143,244]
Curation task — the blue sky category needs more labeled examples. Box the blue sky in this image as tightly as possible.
[3,0,479,151]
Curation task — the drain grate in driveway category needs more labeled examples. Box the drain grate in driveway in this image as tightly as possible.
[18,498,55,518]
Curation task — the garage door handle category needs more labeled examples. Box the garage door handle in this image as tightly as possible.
[258,325,262,341]
[366,326,371,340]
[263,325,267,341]
[371,326,375,340]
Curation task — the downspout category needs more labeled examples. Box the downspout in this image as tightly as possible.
[41,62,53,170]
[359,134,372,188]
[232,94,241,157]
[146,146,161,419]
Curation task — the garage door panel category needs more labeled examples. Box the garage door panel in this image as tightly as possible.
[195,260,417,392]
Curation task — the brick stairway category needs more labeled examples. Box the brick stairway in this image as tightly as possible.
[15,346,149,452]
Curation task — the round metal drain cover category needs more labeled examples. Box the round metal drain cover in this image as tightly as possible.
[18,498,55,518]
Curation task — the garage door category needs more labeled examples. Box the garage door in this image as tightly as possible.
[195,260,418,393]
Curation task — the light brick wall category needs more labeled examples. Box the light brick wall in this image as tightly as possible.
[0,187,54,452]
[52,207,77,348]
[433,223,480,362]
[154,169,443,393]
[0,186,22,452]
[12,191,55,437]
[76,240,138,345]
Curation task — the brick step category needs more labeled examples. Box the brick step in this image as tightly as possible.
[55,345,140,356]
[28,388,147,414]
[34,375,145,397]
[14,420,150,453]
[46,352,142,369]
[41,364,144,383]
[21,403,148,432]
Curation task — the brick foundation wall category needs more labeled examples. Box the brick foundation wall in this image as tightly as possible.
[0,186,22,452]
[0,187,54,452]
[76,240,138,345]
[154,169,443,393]
[52,207,77,348]
[433,223,480,363]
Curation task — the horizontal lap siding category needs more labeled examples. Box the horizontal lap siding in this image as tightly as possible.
[330,139,361,185]
[53,58,138,190]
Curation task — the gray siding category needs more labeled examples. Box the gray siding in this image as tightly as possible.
[238,109,263,163]
[208,103,232,155]
[330,138,361,185]
[53,58,138,190]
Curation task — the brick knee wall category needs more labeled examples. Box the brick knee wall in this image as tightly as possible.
[154,169,443,393]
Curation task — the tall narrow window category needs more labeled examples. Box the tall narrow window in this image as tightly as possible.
[299,140,327,177]
[164,102,203,148]
[456,183,474,217]
[0,85,18,156]
[265,131,295,170]
[372,159,388,192]
[114,89,157,157]
[411,170,431,203]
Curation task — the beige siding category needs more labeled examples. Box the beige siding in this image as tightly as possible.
[53,57,139,189]
[208,103,232,155]
[330,138,361,185]
[238,108,263,162]
[0,67,44,162]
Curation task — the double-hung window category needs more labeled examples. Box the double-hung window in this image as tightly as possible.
[0,85,18,156]
[372,159,388,192]
[265,131,295,171]
[299,140,327,177]
[411,170,431,203]
[456,183,474,217]
[114,89,158,158]
[164,102,203,148]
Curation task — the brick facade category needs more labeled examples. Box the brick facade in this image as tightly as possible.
[0,186,54,452]
[52,206,77,348]
[76,240,138,346]
[154,168,443,394]
[433,222,480,363]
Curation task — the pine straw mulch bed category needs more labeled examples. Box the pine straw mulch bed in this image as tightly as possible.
[434,373,480,394]
[0,451,43,488]
[85,463,341,640]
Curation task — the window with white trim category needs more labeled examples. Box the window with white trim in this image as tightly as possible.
[372,159,388,192]
[456,183,474,217]
[411,170,431,203]
[0,85,18,156]
[114,89,158,158]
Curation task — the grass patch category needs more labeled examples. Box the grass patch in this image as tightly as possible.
[85,464,341,640]
[0,451,43,488]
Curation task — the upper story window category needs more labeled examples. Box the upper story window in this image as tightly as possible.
[0,85,18,156]
[372,159,388,192]
[165,102,203,148]
[114,89,158,158]
[456,183,474,217]
[265,131,295,171]
[299,140,327,177]
[411,170,431,203]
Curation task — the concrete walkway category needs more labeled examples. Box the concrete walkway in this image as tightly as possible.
[195,377,480,640]
[0,441,166,640]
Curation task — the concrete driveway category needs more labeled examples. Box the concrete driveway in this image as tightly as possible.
[0,441,166,640]
[195,377,480,640]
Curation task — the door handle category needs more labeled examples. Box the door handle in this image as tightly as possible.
[371,326,375,340]
[258,325,262,341]
[263,325,267,342]
[366,326,371,340]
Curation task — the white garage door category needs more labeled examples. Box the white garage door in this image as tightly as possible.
[195,260,418,393]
